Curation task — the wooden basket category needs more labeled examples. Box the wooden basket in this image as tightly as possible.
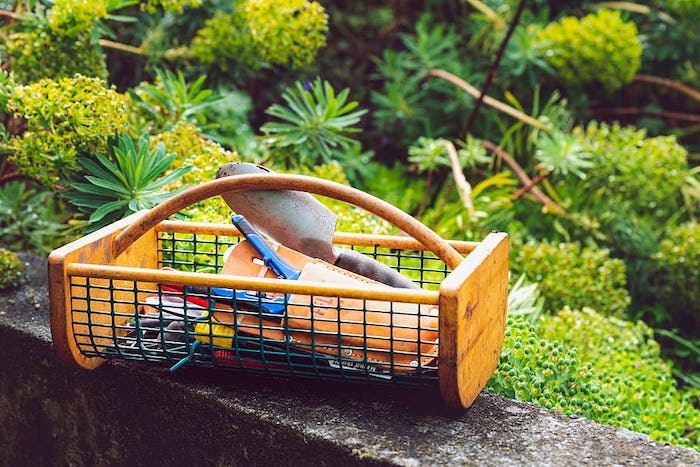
[49,174,509,408]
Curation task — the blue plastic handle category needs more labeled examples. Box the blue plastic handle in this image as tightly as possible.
[232,214,301,280]
[210,287,287,315]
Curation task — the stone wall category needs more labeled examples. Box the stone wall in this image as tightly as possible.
[1,253,698,466]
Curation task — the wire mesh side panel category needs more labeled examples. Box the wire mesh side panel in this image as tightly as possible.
[69,230,448,386]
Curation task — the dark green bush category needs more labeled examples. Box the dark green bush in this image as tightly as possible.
[654,222,699,317]
[510,241,630,316]
[0,182,68,254]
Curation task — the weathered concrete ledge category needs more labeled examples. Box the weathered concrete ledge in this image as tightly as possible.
[1,253,699,466]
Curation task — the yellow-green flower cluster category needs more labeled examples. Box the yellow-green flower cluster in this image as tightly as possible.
[537,9,642,92]
[0,248,25,291]
[150,121,240,188]
[243,0,328,68]
[190,0,328,70]
[48,0,107,37]
[151,122,240,223]
[7,75,128,187]
[574,122,689,221]
[145,0,202,14]
[5,27,107,83]
[509,241,630,316]
[189,10,255,70]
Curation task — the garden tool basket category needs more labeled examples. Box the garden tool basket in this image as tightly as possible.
[48,174,509,408]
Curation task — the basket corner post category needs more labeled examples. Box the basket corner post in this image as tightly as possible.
[438,232,509,409]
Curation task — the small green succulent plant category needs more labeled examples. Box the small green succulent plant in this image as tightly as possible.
[64,133,191,232]
[0,248,25,290]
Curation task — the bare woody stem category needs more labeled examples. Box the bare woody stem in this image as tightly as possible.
[441,139,475,216]
[590,107,700,124]
[425,69,551,132]
[0,10,21,21]
[461,0,527,139]
[98,39,145,56]
[464,0,505,29]
[512,170,550,200]
[481,139,566,216]
[632,74,700,104]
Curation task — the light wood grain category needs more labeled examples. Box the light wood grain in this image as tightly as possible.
[438,232,509,408]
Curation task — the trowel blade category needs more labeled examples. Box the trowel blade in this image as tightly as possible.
[216,163,338,263]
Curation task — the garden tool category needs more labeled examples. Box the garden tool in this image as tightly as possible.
[212,223,440,372]
[216,162,419,289]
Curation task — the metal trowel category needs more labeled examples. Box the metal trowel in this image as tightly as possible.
[216,162,419,289]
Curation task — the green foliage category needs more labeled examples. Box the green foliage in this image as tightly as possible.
[150,121,239,189]
[200,87,258,158]
[506,274,545,323]
[5,26,107,83]
[128,69,223,133]
[261,78,367,168]
[371,13,476,149]
[502,23,555,87]
[64,133,191,232]
[6,75,128,188]
[536,9,642,92]
[0,182,68,254]
[510,242,630,316]
[648,222,700,377]
[189,0,328,73]
[572,122,691,222]
[533,131,593,178]
[0,248,25,290]
[48,0,108,36]
[363,163,427,216]
[242,0,328,68]
[486,314,616,418]
[541,308,699,449]
[144,0,202,14]
[654,222,699,319]
[296,163,392,236]
[407,137,449,173]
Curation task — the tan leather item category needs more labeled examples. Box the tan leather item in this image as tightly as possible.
[215,240,439,371]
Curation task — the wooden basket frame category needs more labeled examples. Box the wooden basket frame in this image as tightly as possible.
[49,174,509,408]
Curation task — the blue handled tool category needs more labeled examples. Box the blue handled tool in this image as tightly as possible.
[231,214,301,280]
[203,215,302,316]
[210,286,287,315]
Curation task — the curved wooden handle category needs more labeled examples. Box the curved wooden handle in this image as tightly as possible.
[112,174,463,269]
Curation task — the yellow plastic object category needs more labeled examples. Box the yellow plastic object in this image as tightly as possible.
[194,312,235,347]
[48,174,509,409]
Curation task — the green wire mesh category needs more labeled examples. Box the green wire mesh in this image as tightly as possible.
[69,230,450,386]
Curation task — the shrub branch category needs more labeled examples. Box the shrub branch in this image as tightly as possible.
[632,74,700,103]
[441,139,475,215]
[425,68,550,132]
[481,139,566,216]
